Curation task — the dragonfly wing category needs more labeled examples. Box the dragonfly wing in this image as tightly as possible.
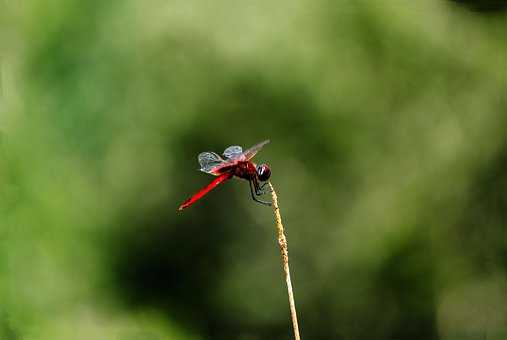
[178,172,233,210]
[198,152,225,173]
[223,145,243,159]
[241,139,270,160]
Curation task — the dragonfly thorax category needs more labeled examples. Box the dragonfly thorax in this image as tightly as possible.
[233,161,258,181]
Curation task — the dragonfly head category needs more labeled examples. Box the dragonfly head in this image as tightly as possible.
[256,163,271,182]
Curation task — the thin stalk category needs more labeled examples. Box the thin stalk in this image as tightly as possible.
[268,182,301,340]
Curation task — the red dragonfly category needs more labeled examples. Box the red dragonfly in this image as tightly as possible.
[178,140,272,210]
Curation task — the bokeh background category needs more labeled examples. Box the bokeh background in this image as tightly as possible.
[1,1,507,339]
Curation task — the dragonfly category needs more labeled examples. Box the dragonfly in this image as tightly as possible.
[178,140,272,210]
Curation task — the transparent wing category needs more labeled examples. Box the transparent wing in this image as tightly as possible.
[241,139,270,160]
[198,152,225,173]
[223,145,243,159]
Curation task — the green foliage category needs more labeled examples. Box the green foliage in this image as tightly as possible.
[1,1,507,339]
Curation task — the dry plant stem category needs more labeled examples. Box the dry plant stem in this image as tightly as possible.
[268,182,301,340]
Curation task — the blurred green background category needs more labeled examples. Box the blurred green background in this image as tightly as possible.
[1,1,507,339]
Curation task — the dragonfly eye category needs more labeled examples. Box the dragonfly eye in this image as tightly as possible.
[256,164,271,181]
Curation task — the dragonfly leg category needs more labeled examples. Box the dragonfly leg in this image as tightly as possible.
[258,181,272,194]
[253,178,273,196]
[250,180,271,206]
